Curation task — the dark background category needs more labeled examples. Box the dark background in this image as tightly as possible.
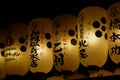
[0,0,120,29]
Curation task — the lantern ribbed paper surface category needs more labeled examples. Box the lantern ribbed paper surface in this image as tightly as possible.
[108,2,120,64]
[53,14,80,72]
[78,6,109,68]
[0,30,7,79]
[5,23,30,76]
[28,18,53,73]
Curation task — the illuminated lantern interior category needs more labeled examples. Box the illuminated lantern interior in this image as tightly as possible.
[28,18,53,73]
[5,22,30,76]
[78,6,109,77]
[0,30,7,80]
[53,14,80,72]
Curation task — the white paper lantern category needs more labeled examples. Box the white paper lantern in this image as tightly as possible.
[53,14,80,72]
[78,6,109,70]
[0,30,7,79]
[28,18,53,73]
[108,2,120,64]
[4,22,30,76]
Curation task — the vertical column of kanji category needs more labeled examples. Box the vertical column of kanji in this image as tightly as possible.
[28,18,53,73]
[0,30,7,79]
[5,22,30,76]
[53,14,80,72]
[78,6,109,77]
[108,2,120,75]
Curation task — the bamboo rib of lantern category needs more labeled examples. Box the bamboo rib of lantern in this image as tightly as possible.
[53,14,80,73]
[78,6,110,77]
[108,2,120,75]
[28,18,53,73]
[4,22,30,76]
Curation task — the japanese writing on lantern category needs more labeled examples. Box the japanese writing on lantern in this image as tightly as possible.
[111,45,120,55]
[79,40,88,58]
[30,22,40,68]
[109,17,120,56]
[78,14,85,38]
[110,32,120,56]
[3,47,20,62]
[109,18,120,30]
[54,29,64,66]
[109,6,119,17]
[4,51,20,57]
[110,32,120,42]
[54,40,64,65]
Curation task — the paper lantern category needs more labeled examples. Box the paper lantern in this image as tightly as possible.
[28,18,53,73]
[4,22,30,76]
[78,6,109,74]
[108,2,120,64]
[0,30,7,79]
[53,14,80,72]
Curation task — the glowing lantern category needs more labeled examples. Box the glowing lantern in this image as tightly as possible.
[0,30,7,79]
[78,6,109,77]
[4,22,30,76]
[108,2,120,65]
[108,2,120,75]
[53,14,80,72]
[28,18,53,73]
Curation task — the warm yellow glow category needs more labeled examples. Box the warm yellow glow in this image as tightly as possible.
[87,32,98,44]
[28,18,53,73]
[35,46,43,54]
[108,2,120,64]
[53,14,80,72]
[5,22,30,76]
[78,6,109,68]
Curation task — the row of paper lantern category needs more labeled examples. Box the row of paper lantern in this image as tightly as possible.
[0,2,120,80]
